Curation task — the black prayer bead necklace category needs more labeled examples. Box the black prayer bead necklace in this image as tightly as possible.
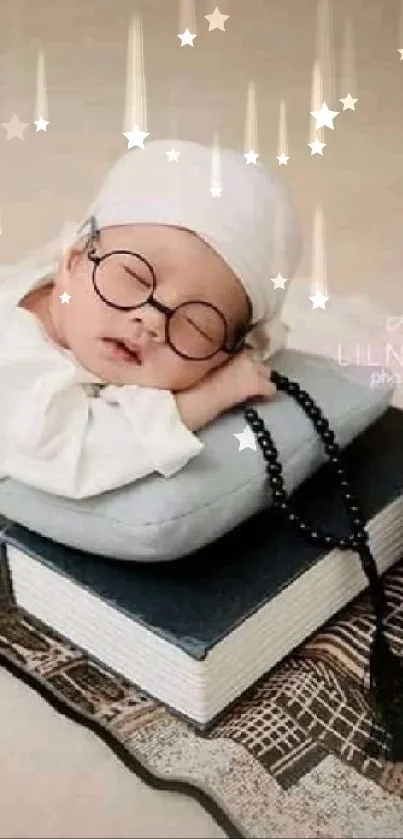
[243,369,403,760]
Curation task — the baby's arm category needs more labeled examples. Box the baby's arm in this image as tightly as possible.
[3,357,204,499]
[2,316,275,498]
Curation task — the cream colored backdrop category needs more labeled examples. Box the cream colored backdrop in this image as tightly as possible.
[0,0,401,316]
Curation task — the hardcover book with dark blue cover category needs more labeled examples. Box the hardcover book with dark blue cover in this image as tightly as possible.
[1,407,403,727]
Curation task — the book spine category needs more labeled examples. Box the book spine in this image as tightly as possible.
[0,542,16,611]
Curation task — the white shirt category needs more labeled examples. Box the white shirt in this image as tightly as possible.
[0,261,203,499]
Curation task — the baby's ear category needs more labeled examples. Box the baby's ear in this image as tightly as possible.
[59,239,87,280]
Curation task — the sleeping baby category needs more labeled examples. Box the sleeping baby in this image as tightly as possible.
[0,139,301,498]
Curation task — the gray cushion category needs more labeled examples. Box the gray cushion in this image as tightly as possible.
[0,349,394,561]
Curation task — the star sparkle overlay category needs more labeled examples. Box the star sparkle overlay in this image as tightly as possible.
[123,125,149,149]
[310,102,339,130]
[271,274,289,290]
[178,29,197,46]
[339,93,358,111]
[204,7,230,31]
[166,147,180,161]
[210,185,222,197]
[309,290,329,310]
[244,150,259,165]
[234,426,258,452]
[59,293,71,304]
[309,137,326,155]
[2,114,29,140]
[34,117,49,132]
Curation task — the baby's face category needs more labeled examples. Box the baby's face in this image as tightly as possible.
[50,224,251,392]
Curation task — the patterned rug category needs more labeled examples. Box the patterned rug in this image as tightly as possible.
[1,554,403,838]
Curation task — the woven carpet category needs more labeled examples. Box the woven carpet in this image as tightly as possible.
[1,556,403,838]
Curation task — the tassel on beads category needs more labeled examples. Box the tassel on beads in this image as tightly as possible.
[366,625,403,761]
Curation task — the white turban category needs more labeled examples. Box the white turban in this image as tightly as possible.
[8,138,301,361]
[82,138,302,360]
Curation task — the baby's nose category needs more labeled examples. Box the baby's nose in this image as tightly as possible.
[128,305,166,344]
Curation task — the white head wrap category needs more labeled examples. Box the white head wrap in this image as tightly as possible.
[7,138,302,360]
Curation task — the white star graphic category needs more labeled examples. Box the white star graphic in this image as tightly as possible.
[166,147,180,162]
[234,425,257,452]
[308,137,327,155]
[398,49,403,60]
[123,125,149,149]
[310,102,339,130]
[309,290,329,310]
[210,185,222,197]
[244,150,259,165]
[339,93,359,111]
[277,153,289,166]
[59,292,71,304]
[34,117,49,132]
[178,28,197,46]
[2,114,29,140]
[271,273,289,290]
[204,6,230,31]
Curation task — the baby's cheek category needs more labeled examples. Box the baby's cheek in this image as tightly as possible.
[70,286,106,336]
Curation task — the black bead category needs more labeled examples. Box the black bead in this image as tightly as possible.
[272,372,286,385]
[352,530,369,545]
[325,443,339,457]
[352,518,366,532]
[267,463,282,475]
[340,482,352,493]
[348,504,361,515]
[266,463,279,475]
[245,371,374,590]
[343,492,355,503]
[252,421,264,433]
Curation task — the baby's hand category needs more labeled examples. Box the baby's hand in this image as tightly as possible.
[175,349,276,432]
[210,348,276,406]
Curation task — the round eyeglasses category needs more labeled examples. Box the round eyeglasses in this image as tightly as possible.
[86,232,252,362]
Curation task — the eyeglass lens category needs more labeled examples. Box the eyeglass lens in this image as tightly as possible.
[93,252,227,360]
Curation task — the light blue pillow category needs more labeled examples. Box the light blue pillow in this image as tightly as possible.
[0,349,393,562]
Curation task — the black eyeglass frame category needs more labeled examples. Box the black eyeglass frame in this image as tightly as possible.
[83,216,254,362]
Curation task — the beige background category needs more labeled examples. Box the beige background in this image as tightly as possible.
[0,0,402,836]
[0,0,402,312]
